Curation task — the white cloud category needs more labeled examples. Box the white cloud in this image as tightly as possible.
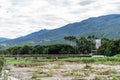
[0,0,120,38]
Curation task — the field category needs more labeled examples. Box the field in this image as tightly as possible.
[4,57,120,80]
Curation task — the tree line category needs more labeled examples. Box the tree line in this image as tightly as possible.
[0,44,75,55]
[0,36,120,56]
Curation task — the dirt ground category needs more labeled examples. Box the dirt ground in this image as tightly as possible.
[6,62,120,80]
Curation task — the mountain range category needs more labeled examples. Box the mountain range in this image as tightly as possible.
[0,14,120,48]
[0,38,10,42]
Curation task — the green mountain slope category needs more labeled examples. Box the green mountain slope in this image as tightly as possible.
[0,38,10,42]
[1,14,120,48]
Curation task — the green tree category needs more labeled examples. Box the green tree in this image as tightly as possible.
[77,37,91,54]
[20,45,32,54]
[97,39,120,56]
[6,46,21,55]
[64,36,95,54]
[64,36,77,42]
[43,44,75,54]
[32,45,44,54]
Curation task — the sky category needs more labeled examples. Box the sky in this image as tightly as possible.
[0,0,120,39]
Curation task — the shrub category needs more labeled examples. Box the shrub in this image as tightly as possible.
[0,56,5,76]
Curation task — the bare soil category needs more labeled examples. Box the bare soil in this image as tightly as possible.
[6,62,120,80]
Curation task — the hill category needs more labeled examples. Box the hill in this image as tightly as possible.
[0,38,10,42]
[1,14,120,48]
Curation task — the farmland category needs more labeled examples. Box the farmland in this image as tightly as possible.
[4,57,120,80]
[0,36,120,80]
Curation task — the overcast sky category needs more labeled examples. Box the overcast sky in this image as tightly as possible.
[0,0,120,38]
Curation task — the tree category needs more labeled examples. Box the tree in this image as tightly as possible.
[32,45,44,54]
[64,36,77,42]
[43,44,75,54]
[64,36,95,54]
[77,37,92,54]
[97,39,120,56]
[6,46,21,55]
[64,36,78,53]
[20,45,32,54]
[64,36,78,46]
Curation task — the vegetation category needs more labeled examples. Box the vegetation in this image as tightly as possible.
[1,44,75,55]
[5,57,120,66]
[0,35,120,80]
[0,56,8,80]
[0,56,5,76]
[0,36,95,55]
[98,38,120,56]
[0,35,120,58]
[32,68,53,79]
[2,14,120,48]
[5,57,120,80]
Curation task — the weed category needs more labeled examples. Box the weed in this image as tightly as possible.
[97,68,117,75]
[112,75,120,80]
[71,71,84,77]
[52,65,60,69]
[109,68,117,74]
[94,75,102,80]
[37,66,47,69]
[64,69,85,78]
[45,71,52,77]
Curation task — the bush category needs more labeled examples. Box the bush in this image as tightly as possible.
[0,56,5,76]
[114,54,120,57]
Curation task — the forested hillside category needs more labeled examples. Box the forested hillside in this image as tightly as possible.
[1,14,120,48]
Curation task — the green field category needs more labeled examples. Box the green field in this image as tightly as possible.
[5,56,120,65]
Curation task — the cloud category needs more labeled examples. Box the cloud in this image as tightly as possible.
[79,0,95,6]
[0,0,120,38]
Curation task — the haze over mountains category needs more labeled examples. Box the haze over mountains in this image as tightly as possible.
[0,14,120,48]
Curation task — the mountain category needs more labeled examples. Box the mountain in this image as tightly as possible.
[16,29,49,40]
[1,14,120,48]
[0,38,10,42]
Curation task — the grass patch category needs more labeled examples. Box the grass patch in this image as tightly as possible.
[97,68,117,75]
[64,70,85,78]
[6,57,120,66]
[32,67,53,79]
[112,75,120,80]
[52,65,61,69]
[32,70,53,79]
[6,58,29,65]
[63,68,91,78]
[94,75,102,80]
